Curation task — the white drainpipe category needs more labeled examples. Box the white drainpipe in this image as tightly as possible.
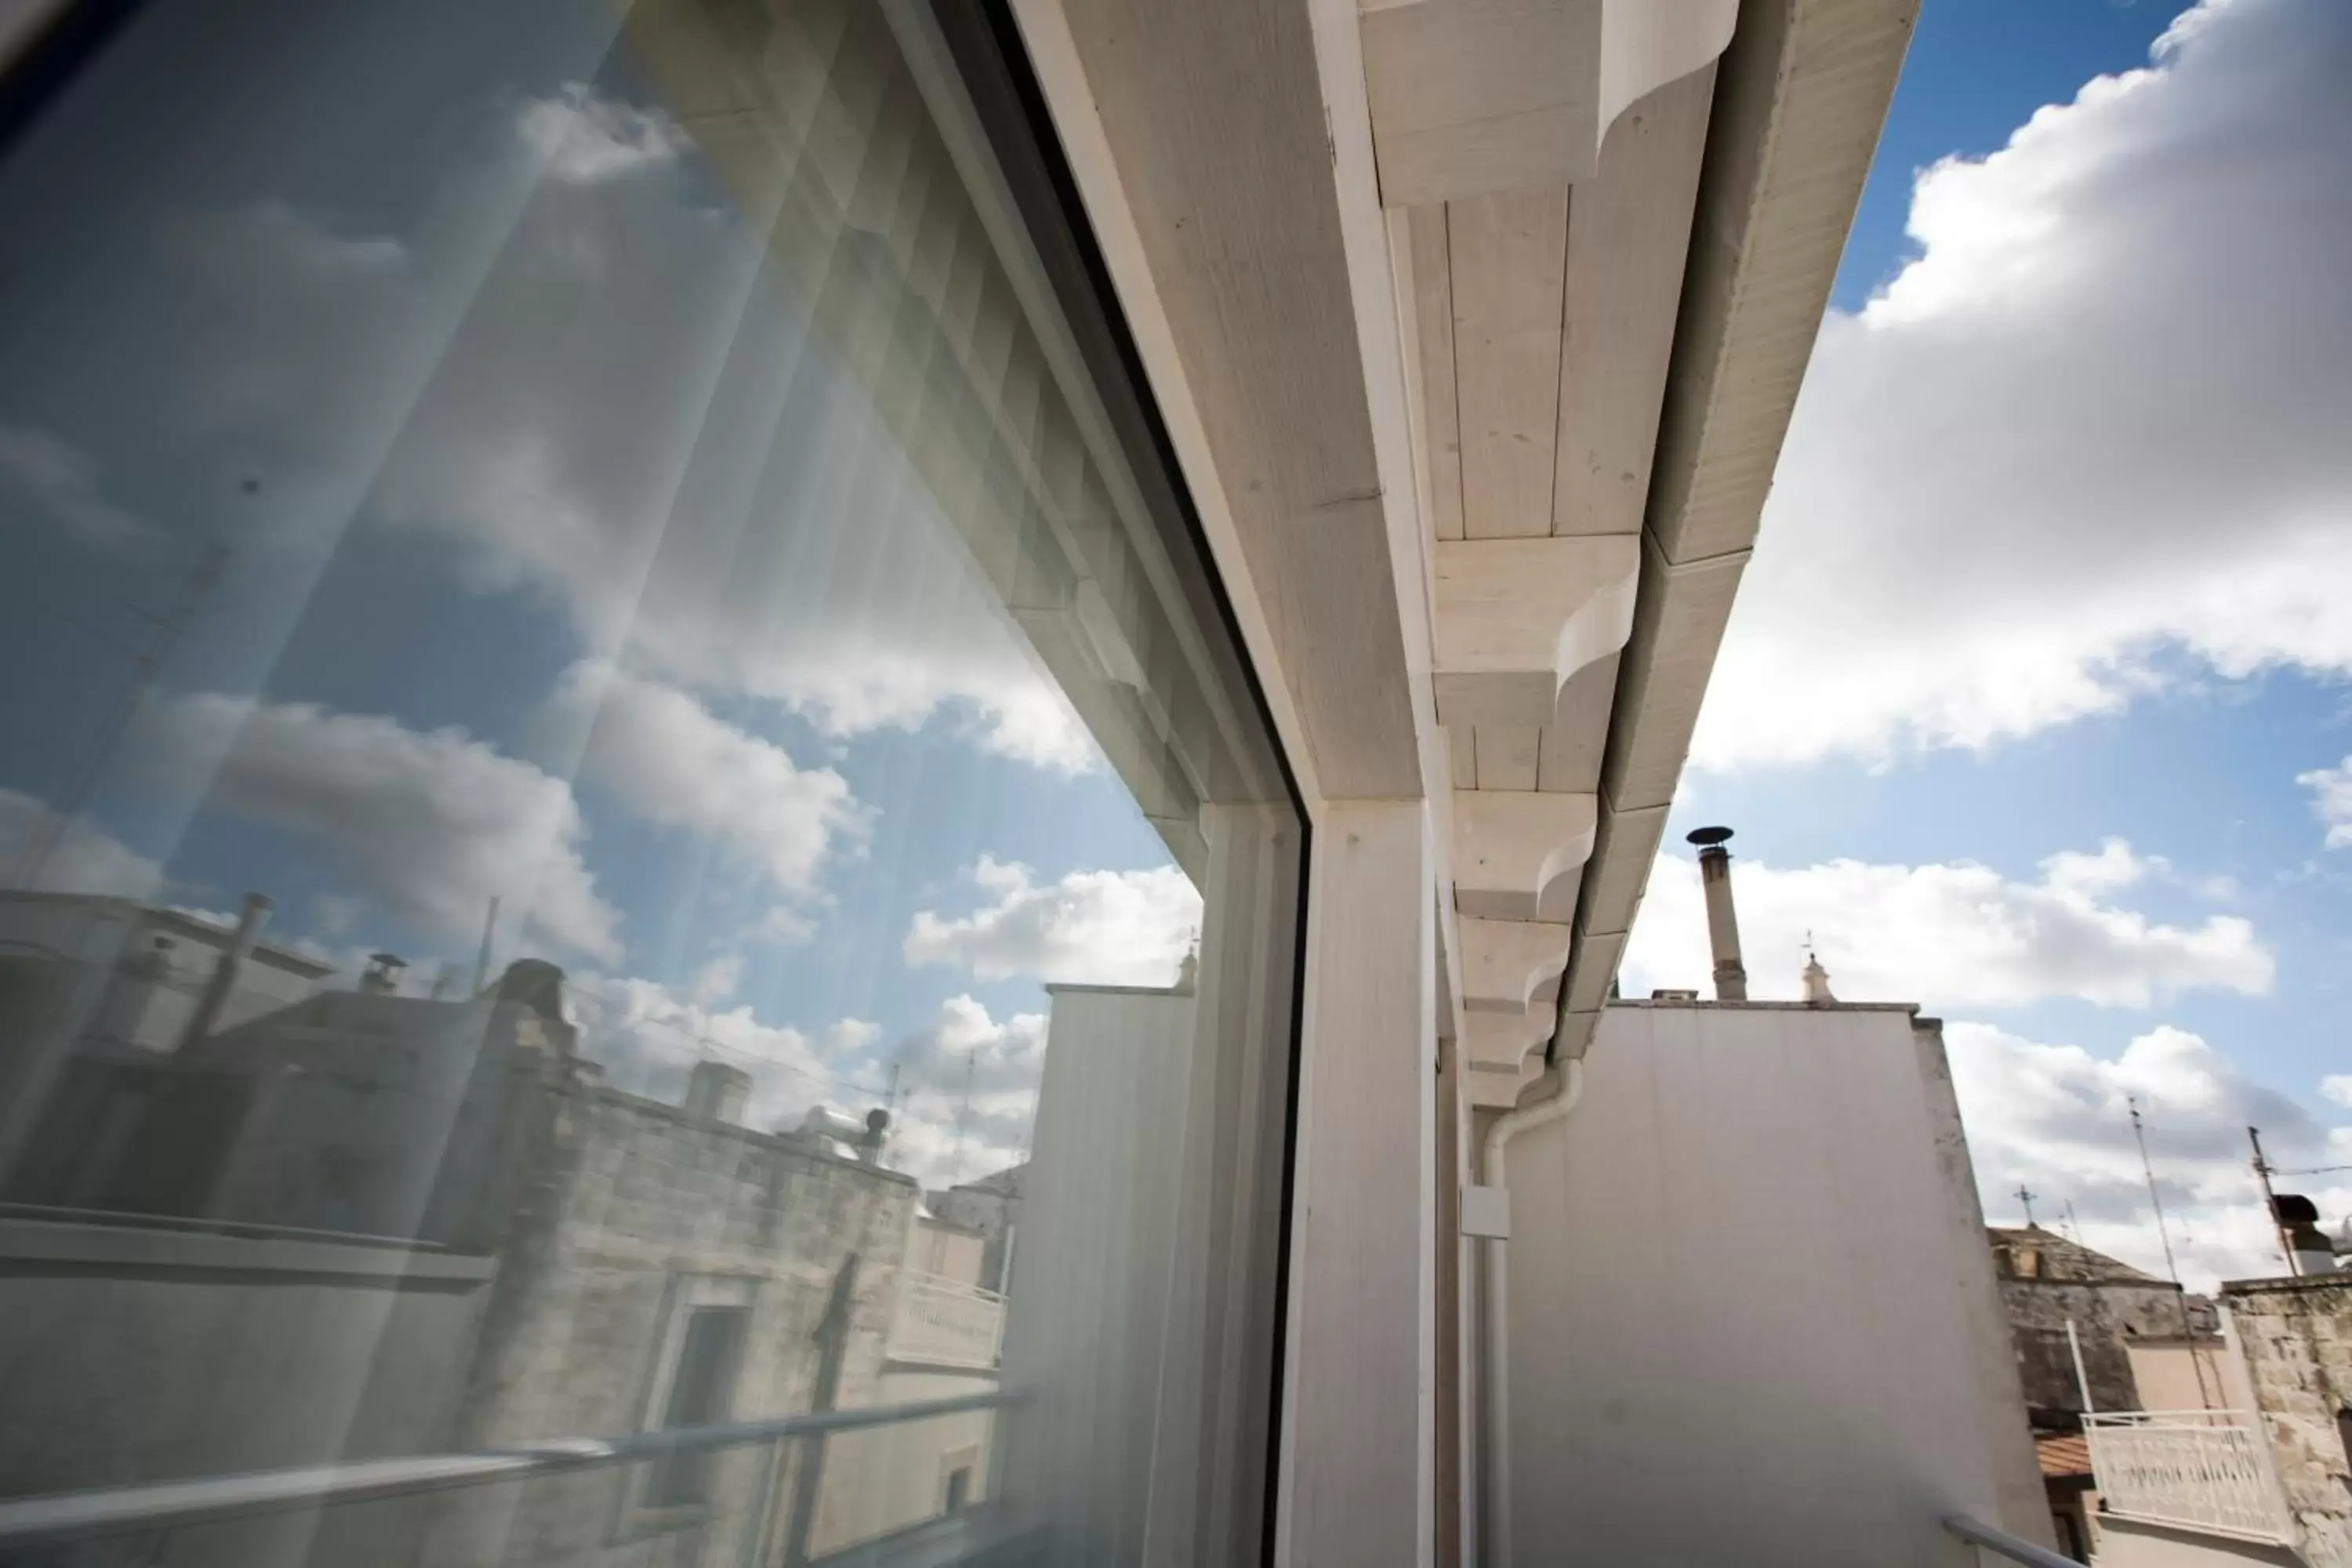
[1478,1058,1584,1568]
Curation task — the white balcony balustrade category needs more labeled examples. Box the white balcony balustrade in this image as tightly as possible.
[2082,1410,2293,1544]
[887,1272,1007,1371]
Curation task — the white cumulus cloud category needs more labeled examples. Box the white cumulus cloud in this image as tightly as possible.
[685,952,743,1007]
[517,84,688,184]
[564,975,1044,1191]
[2297,757,2352,850]
[1623,838,2272,1009]
[321,88,1098,776]
[1694,0,2352,770]
[566,967,880,1131]
[883,994,1051,1189]
[548,661,867,898]
[28,85,1102,779]
[0,424,155,550]
[0,789,163,898]
[904,856,1201,987]
[1946,1021,2347,1290]
[150,694,623,963]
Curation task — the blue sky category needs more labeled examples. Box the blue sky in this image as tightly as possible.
[1834,0,2202,310]
[1621,0,2352,1284]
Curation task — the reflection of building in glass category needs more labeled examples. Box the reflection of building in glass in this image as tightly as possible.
[0,891,332,1053]
[0,895,1007,1565]
[994,976,1221,1568]
[931,1164,1025,1298]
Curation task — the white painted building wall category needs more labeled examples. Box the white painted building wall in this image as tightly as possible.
[996,981,1198,1568]
[1498,1000,2049,1565]
[0,894,332,1052]
[2126,1338,2249,1415]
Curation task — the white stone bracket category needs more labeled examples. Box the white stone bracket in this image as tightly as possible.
[1359,0,1740,207]
[1432,535,1639,730]
[1454,789,1595,924]
[1462,1022,1551,1109]
[1459,916,1571,1023]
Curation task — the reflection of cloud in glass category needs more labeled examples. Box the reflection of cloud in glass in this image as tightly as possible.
[0,52,1208,1210]
[517,82,688,185]
[547,660,867,898]
[562,974,1042,1192]
[130,85,1102,777]
[686,953,743,1006]
[0,788,163,896]
[146,693,624,962]
[884,995,1047,1190]
[0,425,158,550]
[906,855,1200,987]
[566,966,881,1129]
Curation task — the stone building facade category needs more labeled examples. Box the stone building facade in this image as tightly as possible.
[0,944,993,1567]
[1991,1225,2220,1423]
[930,1163,1026,1294]
[420,1075,934,1566]
[2222,1276,2352,1568]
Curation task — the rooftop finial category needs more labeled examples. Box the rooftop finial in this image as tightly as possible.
[1801,937,1836,1005]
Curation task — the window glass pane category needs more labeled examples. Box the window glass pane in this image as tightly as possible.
[652,1307,748,1504]
[0,3,1302,1565]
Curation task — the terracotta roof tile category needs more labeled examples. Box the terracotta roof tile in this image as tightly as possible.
[2036,1432,2092,1479]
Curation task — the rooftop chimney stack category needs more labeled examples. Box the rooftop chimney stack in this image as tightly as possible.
[685,1059,753,1126]
[1686,828,1747,1002]
[177,891,271,1049]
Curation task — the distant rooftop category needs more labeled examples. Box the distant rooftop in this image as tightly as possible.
[1988,1225,2164,1286]
[2035,1432,2092,1480]
[0,890,336,979]
[954,1162,1028,1196]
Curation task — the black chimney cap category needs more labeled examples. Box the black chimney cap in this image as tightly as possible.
[2271,1193,2321,1225]
[1686,826,1733,848]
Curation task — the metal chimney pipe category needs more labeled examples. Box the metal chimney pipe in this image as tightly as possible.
[1686,828,1747,1001]
[178,891,271,1048]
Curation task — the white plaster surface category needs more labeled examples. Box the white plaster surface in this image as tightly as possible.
[1498,1003,2050,1564]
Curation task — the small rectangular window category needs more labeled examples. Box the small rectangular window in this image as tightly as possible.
[648,1307,746,1506]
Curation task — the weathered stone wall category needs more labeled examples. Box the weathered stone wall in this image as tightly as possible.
[2224,1277,2352,1568]
[1999,1277,2201,1419]
[426,1079,925,1567]
[191,992,571,1247]
[0,965,972,1567]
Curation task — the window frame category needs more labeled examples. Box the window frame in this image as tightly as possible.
[621,1274,762,1537]
[915,5,1314,1559]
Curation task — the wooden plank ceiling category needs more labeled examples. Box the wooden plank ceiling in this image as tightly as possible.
[1395,64,1720,1105]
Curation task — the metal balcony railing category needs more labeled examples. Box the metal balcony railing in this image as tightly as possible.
[0,1389,1018,1559]
[1944,1512,2087,1568]
[2082,1410,2293,1544]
